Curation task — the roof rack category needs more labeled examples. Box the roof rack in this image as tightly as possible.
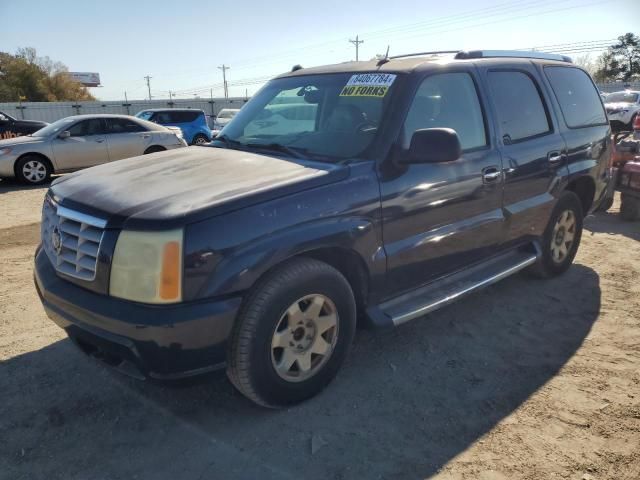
[389,50,460,60]
[455,50,572,63]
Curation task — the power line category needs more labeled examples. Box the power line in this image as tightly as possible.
[349,35,364,61]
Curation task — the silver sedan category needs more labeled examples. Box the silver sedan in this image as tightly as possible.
[0,114,187,184]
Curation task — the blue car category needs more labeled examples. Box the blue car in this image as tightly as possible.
[136,109,212,145]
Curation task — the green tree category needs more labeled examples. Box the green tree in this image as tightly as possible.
[595,33,640,82]
[0,47,95,102]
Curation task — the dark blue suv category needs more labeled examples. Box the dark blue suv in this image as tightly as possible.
[35,50,610,408]
[136,108,212,145]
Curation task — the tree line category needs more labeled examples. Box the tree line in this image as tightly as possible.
[577,33,639,84]
[0,47,95,102]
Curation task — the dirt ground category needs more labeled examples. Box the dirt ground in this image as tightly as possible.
[1,178,639,480]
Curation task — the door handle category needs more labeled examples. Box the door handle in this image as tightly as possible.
[482,167,502,183]
[548,151,564,164]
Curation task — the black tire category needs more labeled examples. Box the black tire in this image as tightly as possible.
[529,191,584,278]
[598,196,614,212]
[15,155,52,185]
[192,134,209,145]
[620,193,640,221]
[143,145,166,154]
[227,257,356,408]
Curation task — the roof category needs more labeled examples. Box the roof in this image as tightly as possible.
[277,51,572,78]
[56,114,141,120]
[136,108,205,113]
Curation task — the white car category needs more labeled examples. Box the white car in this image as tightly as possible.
[212,108,240,135]
[0,114,187,184]
[604,90,640,131]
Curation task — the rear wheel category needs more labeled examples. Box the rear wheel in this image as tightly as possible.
[227,258,356,408]
[192,134,209,145]
[620,193,640,221]
[529,191,583,278]
[143,145,166,154]
[15,155,51,185]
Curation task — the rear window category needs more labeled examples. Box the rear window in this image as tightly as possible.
[487,71,551,143]
[107,118,146,133]
[544,67,607,128]
[606,92,639,103]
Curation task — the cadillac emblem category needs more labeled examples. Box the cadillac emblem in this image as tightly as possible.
[51,226,62,255]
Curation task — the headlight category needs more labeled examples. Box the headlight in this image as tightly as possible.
[0,147,12,155]
[110,229,183,304]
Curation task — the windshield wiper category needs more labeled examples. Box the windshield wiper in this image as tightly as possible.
[244,142,309,160]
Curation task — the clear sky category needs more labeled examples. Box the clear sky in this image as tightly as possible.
[1,0,638,100]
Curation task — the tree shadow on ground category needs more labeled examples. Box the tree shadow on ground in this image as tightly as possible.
[1,265,601,480]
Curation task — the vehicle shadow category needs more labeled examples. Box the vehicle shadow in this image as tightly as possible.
[585,210,640,242]
[2,265,601,480]
[0,176,56,194]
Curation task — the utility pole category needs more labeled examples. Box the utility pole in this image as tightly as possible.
[144,75,152,101]
[218,64,229,99]
[349,35,364,61]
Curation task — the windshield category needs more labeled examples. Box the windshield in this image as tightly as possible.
[30,117,76,137]
[606,92,639,103]
[136,111,154,120]
[217,72,398,161]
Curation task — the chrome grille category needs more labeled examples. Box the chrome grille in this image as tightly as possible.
[41,196,107,281]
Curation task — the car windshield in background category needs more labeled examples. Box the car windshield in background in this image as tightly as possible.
[218,72,398,161]
[136,111,154,121]
[606,92,639,103]
[30,117,76,137]
[217,111,236,119]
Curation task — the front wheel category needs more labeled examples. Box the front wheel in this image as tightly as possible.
[15,155,51,185]
[529,191,584,278]
[227,258,356,408]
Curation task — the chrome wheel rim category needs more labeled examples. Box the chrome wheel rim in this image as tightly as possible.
[22,160,46,183]
[270,294,339,383]
[550,209,576,263]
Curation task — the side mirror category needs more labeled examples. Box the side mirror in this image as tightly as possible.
[58,130,71,139]
[405,128,462,164]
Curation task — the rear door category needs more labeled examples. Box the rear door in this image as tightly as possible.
[542,65,610,208]
[51,118,109,170]
[104,117,150,161]
[480,63,568,245]
[380,68,505,297]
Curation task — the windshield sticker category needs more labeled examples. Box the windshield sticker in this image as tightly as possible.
[339,73,397,97]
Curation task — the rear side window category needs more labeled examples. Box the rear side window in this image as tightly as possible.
[106,118,146,133]
[544,67,607,128]
[488,71,550,143]
[169,111,200,123]
[403,72,487,150]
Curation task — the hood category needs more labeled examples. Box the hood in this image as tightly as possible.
[14,119,48,127]
[0,135,45,147]
[51,146,346,229]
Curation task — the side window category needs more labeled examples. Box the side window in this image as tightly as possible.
[403,72,487,151]
[68,119,103,136]
[169,111,199,123]
[544,67,607,128]
[106,118,146,133]
[487,71,551,143]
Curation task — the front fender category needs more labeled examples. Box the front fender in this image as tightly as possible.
[185,216,383,301]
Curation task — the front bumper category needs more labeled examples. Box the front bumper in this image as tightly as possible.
[34,247,241,380]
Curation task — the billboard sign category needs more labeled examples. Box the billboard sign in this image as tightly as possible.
[68,72,101,87]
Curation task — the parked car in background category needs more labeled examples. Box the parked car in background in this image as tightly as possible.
[212,108,240,135]
[604,90,640,131]
[135,109,212,145]
[34,50,610,407]
[0,114,186,184]
[0,110,48,140]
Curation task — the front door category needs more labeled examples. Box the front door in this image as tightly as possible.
[51,118,109,170]
[379,70,504,298]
